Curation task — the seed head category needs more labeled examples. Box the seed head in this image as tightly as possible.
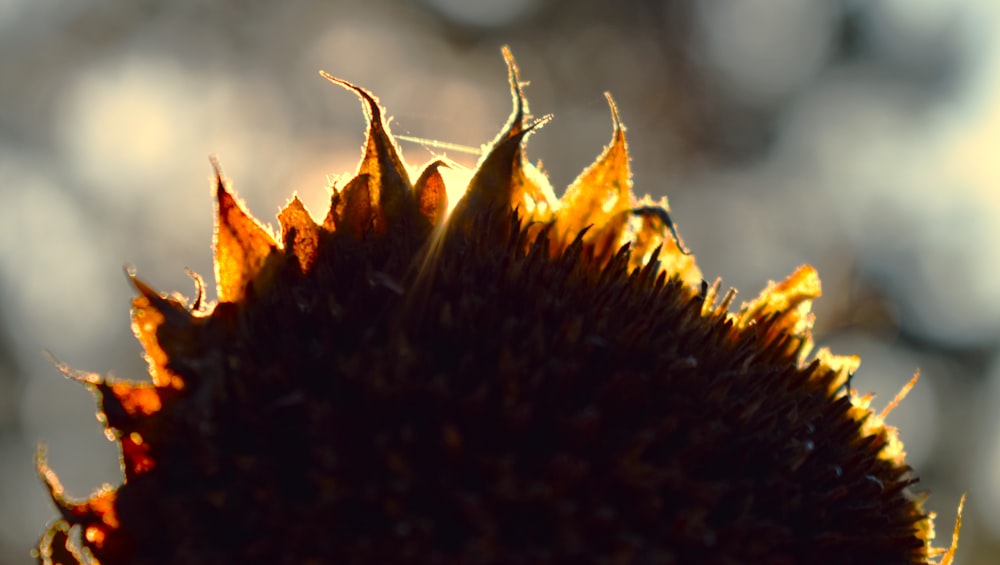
[36,49,961,564]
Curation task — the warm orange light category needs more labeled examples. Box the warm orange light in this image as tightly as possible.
[90,488,120,529]
[111,382,162,416]
[122,432,156,475]
[85,525,107,547]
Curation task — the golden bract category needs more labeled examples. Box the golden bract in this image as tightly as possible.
[36,49,960,564]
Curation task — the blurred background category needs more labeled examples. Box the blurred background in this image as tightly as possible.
[0,0,996,562]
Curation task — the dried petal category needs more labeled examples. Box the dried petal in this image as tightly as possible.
[555,93,633,244]
[278,196,321,271]
[212,162,278,303]
[413,161,448,225]
[129,274,190,389]
[320,72,415,231]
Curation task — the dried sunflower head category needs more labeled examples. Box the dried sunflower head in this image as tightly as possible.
[35,49,961,564]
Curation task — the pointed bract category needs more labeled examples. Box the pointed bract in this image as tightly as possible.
[556,93,633,246]
[451,48,549,226]
[320,72,415,231]
[129,273,190,389]
[212,162,278,303]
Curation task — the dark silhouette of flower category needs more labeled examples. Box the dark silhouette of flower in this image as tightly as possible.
[36,49,961,564]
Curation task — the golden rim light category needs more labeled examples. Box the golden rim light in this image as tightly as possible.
[34,47,963,564]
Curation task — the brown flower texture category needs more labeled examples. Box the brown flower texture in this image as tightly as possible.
[36,49,962,564]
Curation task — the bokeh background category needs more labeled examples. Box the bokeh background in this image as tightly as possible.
[0,0,996,562]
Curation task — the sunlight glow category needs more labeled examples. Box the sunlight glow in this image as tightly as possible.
[436,161,475,217]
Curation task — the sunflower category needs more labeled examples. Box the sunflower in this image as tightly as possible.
[35,48,961,564]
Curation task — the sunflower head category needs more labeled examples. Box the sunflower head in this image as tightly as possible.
[36,48,960,564]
